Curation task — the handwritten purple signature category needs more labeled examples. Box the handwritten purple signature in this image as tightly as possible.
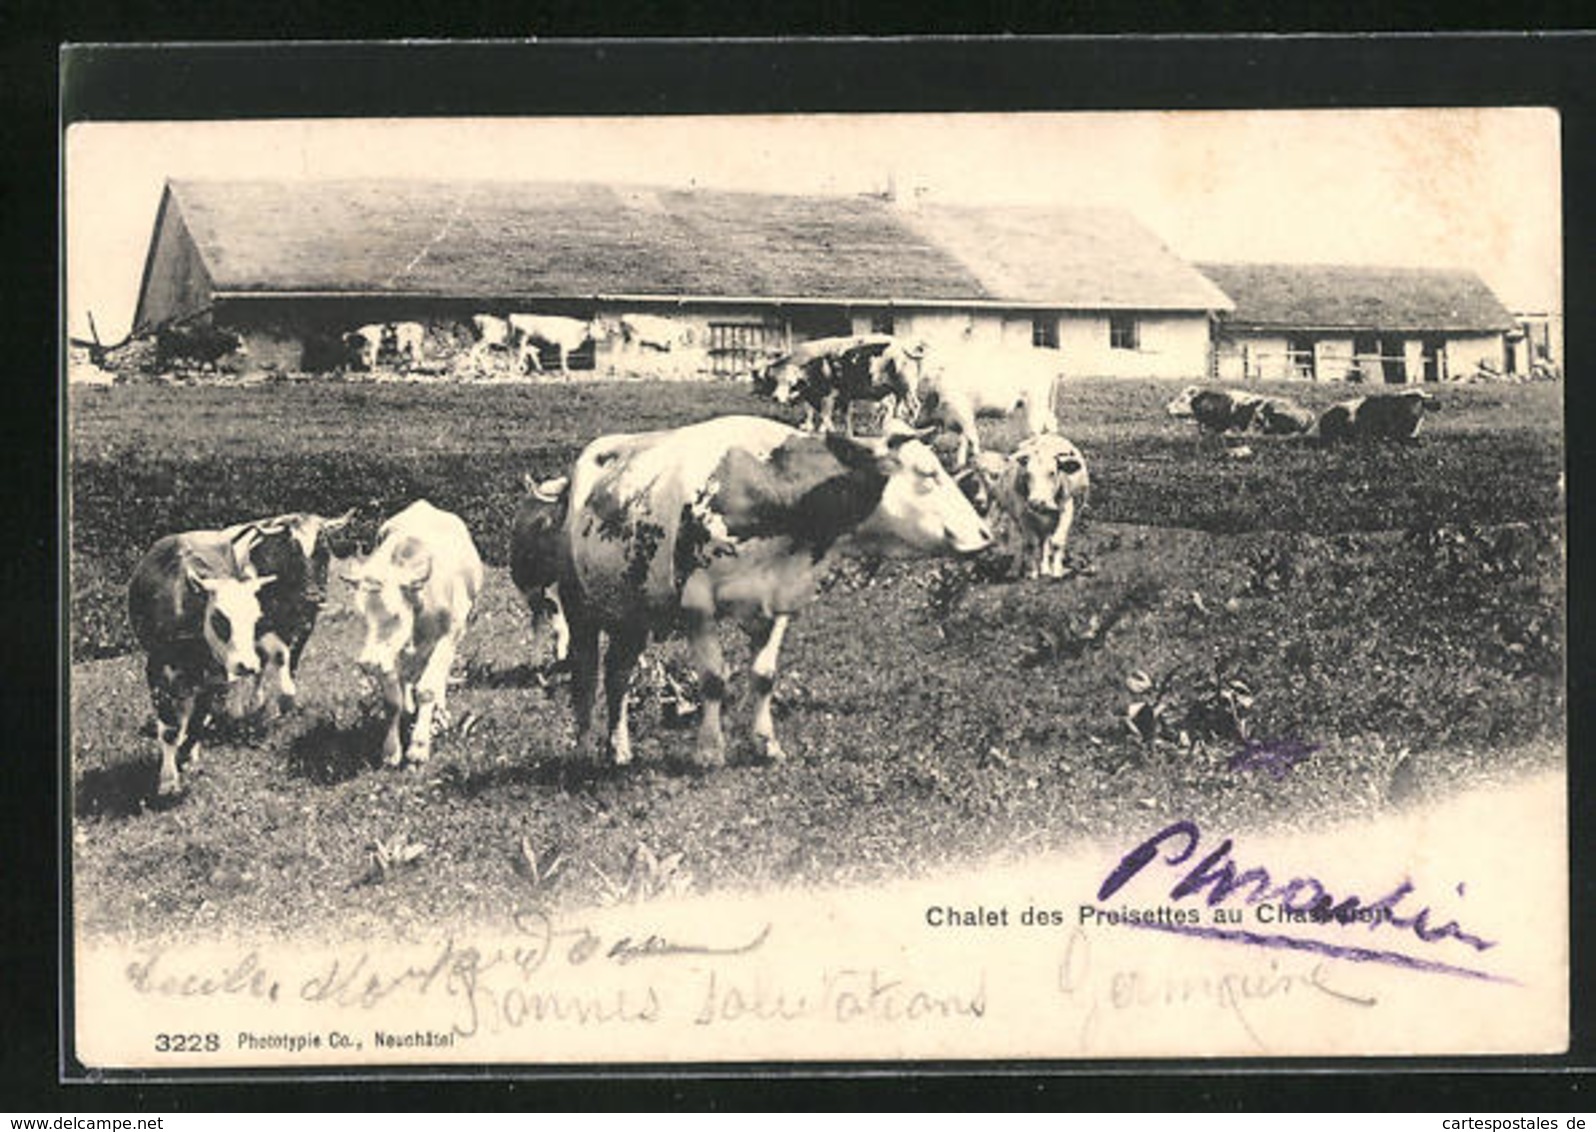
[1227,737,1321,780]
[1098,820,1511,984]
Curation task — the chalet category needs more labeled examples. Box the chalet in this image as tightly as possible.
[130,178,1231,380]
[1198,262,1517,383]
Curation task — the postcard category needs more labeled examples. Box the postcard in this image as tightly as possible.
[64,105,1566,1071]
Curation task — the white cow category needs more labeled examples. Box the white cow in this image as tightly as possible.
[508,314,598,375]
[344,501,484,767]
[469,314,517,372]
[617,313,681,351]
[914,345,1063,469]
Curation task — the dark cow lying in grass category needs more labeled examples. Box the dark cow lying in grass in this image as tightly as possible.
[548,416,992,767]
[1317,389,1439,444]
[1165,386,1315,437]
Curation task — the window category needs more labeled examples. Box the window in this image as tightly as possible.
[1031,316,1059,350]
[1287,334,1316,380]
[870,312,895,335]
[1109,315,1139,351]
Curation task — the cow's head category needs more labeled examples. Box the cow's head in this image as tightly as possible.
[342,539,432,676]
[849,422,993,557]
[1165,385,1202,418]
[184,533,276,679]
[1003,434,1090,522]
[767,357,808,405]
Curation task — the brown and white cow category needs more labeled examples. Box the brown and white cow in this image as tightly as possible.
[1164,386,1314,437]
[509,474,572,665]
[219,509,355,715]
[127,525,277,796]
[767,335,924,435]
[508,314,599,375]
[556,415,992,766]
[1316,389,1439,444]
[990,434,1091,580]
[343,501,484,767]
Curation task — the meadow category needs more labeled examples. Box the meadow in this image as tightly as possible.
[67,377,1565,941]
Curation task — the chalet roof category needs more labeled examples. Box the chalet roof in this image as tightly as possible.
[148,178,1230,313]
[1198,262,1515,333]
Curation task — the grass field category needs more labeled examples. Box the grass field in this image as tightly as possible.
[67,377,1566,942]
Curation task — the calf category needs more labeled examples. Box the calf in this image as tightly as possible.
[1317,389,1439,444]
[991,434,1091,579]
[344,501,484,767]
[153,323,246,373]
[509,474,572,664]
[127,525,277,796]
[220,509,355,714]
[559,415,992,766]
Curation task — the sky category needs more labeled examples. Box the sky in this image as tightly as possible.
[65,109,1562,344]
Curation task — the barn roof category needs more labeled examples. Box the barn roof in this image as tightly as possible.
[145,178,1230,317]
[1198,262,1515,333]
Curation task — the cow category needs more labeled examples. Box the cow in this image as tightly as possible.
[509,474,573,665]
[469,314,518,371]
[342,323,389,371]
[990,435,1091,580]
[616,314,682,352]
[153,323,246,373]
[218,509,356,715]
[1317,390,1439,444]
[913,346,1062,470]
[127,525,278,796]
[556,415,993,767]
[389,322,426,367]
[1165,386,1315,439]
[508,314,598,375]
[342,322,427,372]
[343,501,485,767]
[768,335,924,435]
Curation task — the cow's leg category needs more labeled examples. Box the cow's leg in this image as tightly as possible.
[686,611,728,767]
[543,585,571,663]
[370,665,406,767]
[148,657,198,797]
[602,624,648,766]
[745,613,791,762]
[254,631,296,717]
[1045,494,1077,579]
[819,390,839,434]
[406,631,462,765]
[568,618,603,759]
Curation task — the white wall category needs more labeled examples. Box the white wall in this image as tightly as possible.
[1446,333,1506,378]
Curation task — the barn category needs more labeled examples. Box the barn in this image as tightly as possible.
[129,178,1232,380]
[1197,262,1518,384]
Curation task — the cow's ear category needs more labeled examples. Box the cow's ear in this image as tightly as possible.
[182,557,221,594]
[400,554,433,592]
[882,421,935,449]
[323,507,356,532]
